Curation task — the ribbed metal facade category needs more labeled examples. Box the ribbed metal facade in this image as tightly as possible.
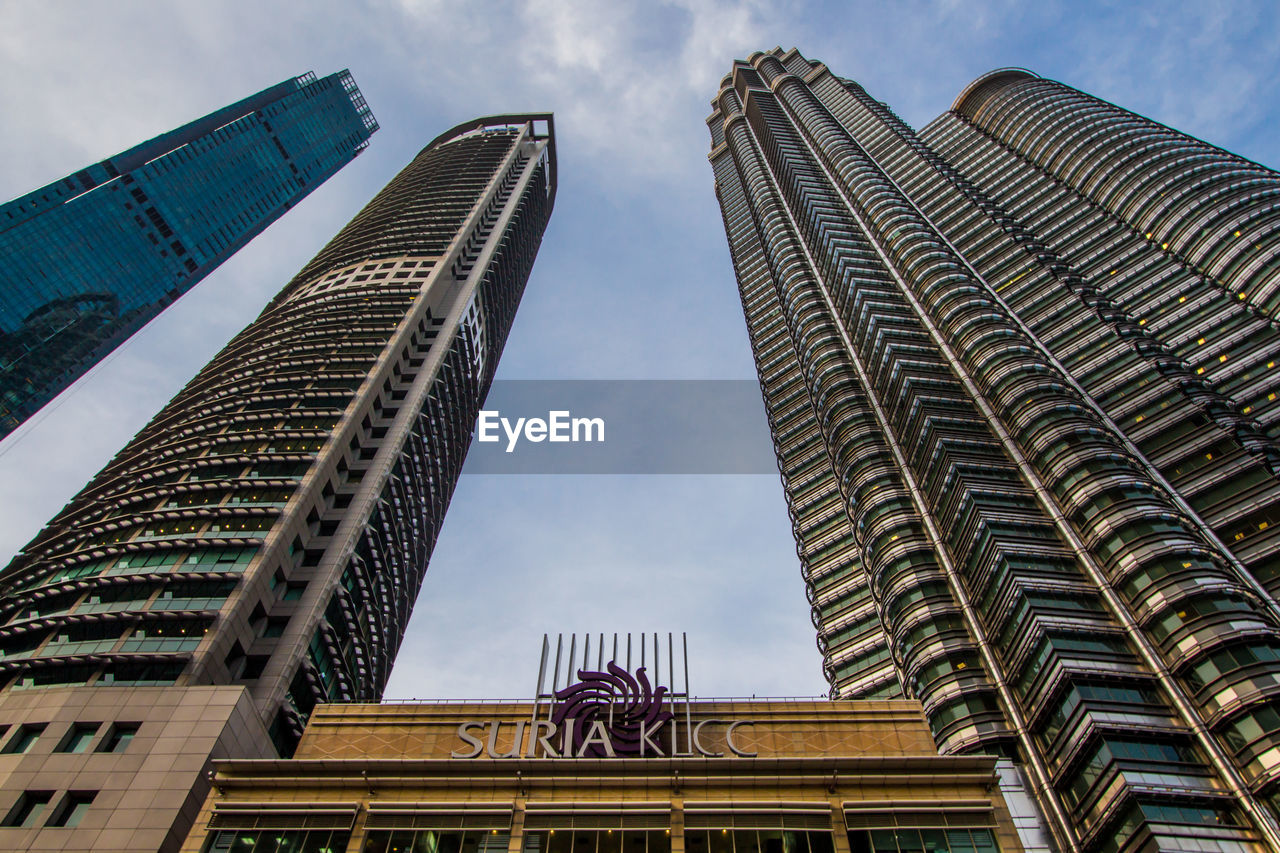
[709,48,1280,853]
[0,115,555,756]
[0,70,378,440]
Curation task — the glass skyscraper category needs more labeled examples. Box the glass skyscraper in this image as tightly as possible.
[709,48,1280,852]
[0,70,378,440]
[0,114,554,853]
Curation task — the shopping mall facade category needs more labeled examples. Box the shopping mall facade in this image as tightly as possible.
[183,640,1045,853]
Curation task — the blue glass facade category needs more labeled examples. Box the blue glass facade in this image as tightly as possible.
[0,70,378,439]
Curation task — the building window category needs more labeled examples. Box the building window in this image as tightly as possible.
[847,828,997,853]
[364,831,513,853]
[47,791,95,828]
[204,828,349,852]
[96,723,140,754]
[2,791,52,828]
[262,619,289,638]
[2,723,46,754]
[55,723,99,754]
[686,830,830,853]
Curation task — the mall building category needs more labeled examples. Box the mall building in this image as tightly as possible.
[180,691,1048,853]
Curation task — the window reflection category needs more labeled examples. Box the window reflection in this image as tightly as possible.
[685,829,834,853]
[846,828,997,853]
[203,828,350,853]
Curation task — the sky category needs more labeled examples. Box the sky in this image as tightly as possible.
[0,0,1277,700]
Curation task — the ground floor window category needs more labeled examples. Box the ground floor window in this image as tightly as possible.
[363,830,511,853]
[686,829,834,853]
[847,828,998,853]
[523,829,671,853]
[205,829,350,853]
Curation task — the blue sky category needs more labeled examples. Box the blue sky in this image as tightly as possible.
[0,0,1277,699]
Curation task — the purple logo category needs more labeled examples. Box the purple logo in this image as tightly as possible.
[551,661,674,757]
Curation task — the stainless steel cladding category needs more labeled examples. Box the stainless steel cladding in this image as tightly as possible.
[709,48,1280,853]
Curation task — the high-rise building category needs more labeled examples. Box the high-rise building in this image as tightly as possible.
[709,48,1280,852]
[0,70,379,440]
[0,113,555,853]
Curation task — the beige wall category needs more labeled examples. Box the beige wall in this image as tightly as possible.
[295,699,943,760]
[183,699,1026,853]
[0,685,273,853]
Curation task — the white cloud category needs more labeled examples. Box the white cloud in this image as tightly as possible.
[379,0,776,181]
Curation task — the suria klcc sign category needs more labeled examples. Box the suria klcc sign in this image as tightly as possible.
[452,633,756,759]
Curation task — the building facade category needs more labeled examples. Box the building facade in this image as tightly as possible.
[0,70,378,440]
[708,49,1280,852]
[180,692,1031,853]
[0,113,555,853]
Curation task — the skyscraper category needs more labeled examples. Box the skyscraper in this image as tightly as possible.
[0,114,554,853]
[0,70,378,440]
[709,48,1280,852]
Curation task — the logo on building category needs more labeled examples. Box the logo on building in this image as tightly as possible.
[551,661,673,757]
[451,633,756,759]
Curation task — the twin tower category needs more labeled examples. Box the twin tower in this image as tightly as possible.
[1,46,1280,853]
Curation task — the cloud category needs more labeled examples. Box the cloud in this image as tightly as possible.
[378,0,775,182]
[1055,3,1280,163]
[384,475,826,700]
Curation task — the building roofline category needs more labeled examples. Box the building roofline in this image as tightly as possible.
[425,113,557,200]
[950,67,1040,118]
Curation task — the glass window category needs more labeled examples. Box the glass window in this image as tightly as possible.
[2,723,46,754]
[79,585,156,613]
[45,622,123,655]
[152,580,236,611]
[847,828,997,853]
[686,830,832,853]
[118,620,208,653]
[47,791,95,827]
[3,791,52,828]
[364,831,508,853]
[97,723,139,753]
[262,618,289,638]
[206,829,350,852]
[97,661,185,687]
[55,723,99,754]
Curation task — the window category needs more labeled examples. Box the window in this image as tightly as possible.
[79,586,155,613]
[847,828,997,853]
[98,661,185,686]
[96,723,139,754]
[153,580,236,612]
[47,792,95,828]
[118,620,208,653]
[685,830,829,853]
[44,622,122,655]
[15,665,94,690]
[55,724,99,754]
[3,791,52,828]
[2,723,45,754]
[262,619,289,638]
[241,656,269,680]
[206,828,351,852]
